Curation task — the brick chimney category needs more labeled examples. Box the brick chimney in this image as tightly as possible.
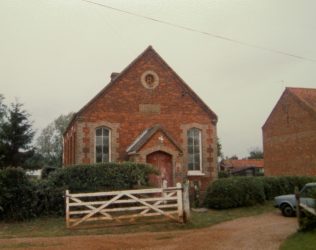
[110,72,120,81]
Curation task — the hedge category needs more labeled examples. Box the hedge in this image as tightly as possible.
[0,162,157,221]
[204,177,265,209]
[0,167,38,220]
[204,176,316,209]
[48,162,158,192]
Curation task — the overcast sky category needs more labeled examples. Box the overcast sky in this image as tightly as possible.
[1,0,316,158]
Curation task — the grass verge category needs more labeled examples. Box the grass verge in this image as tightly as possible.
[280,229,316,250]
[0,202,275,239]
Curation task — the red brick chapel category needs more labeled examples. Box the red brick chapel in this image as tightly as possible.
[63,46,218,193]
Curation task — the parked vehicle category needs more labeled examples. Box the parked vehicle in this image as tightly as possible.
[274,183,316,217]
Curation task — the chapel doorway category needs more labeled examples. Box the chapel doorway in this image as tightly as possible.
[146,151,173,187]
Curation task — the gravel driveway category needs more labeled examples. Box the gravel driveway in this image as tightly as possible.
[0,211,297,250]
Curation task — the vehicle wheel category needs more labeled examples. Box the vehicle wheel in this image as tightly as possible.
[281,204,294,217]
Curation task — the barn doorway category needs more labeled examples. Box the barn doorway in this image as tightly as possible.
[146,151,173,187]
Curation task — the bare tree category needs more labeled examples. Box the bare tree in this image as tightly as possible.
[36,112,74,167]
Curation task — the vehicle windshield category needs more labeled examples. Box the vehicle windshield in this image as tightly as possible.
[300,186,316,198]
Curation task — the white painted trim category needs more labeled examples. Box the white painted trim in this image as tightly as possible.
[187,171,205,176]
[198,130,202,171]
[126,128,149,152]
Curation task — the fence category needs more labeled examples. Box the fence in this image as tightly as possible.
[65,182,189,228]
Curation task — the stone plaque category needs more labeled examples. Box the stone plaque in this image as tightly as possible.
[139,104,160,114]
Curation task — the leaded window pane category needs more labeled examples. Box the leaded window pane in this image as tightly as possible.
[96,128,102,136]
[96,145,102,163]
[188,162,194,170]
[194,154,200,165]
[96,145,102,153]
[188,145,194,154]
[103,128,109,136]
[187,128,201,171]
[105,154,110,162]
[194,136,199,146]
[95,127,110,163]
[103,146,109,154]
[96,136,102,146]
[188,136,193,145]
[194,145,200,153]
[103,136,109,146]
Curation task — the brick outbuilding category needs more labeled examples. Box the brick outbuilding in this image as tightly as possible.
[262,87,316,176]
[63,46,218,194]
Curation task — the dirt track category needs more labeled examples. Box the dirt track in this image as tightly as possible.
[0,211,297,250]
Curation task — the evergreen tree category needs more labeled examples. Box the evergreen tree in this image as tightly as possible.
[0,94,5,122]
[0,94,6,164]
[0,101,35,167]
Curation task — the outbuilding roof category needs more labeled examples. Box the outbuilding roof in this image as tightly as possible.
[222,159,264,169]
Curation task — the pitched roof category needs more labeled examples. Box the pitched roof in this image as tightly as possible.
[65,46,217,135]
[126,124,182,154]
[222,159,264,169]
[262,87,316,129]
[287,87,316,113]
[230,166,261,174]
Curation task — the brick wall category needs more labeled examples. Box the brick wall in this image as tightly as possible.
[263,90,316,176]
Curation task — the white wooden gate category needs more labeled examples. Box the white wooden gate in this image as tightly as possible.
[300,203,316,216]
[65,183,187,228]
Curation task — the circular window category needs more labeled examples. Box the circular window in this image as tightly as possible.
[141,70,159,89]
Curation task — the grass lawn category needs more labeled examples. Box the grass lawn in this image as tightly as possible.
[0,202,275,239]
[280,229,316,250]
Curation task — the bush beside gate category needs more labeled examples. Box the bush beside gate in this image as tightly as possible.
[0,163,157,221]
[204,176,316,209]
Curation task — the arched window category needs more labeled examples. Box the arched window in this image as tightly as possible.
[95,127,110,163]
[187,128,202,171]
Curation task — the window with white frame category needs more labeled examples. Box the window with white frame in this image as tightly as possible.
[187,128,202,171]
[95,127,110,163]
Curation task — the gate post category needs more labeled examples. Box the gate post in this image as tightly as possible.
[65,190,70,228]
[162,180,168,204]
[176,183,184,222]
[182,180,191,222]
[295,186,301,229]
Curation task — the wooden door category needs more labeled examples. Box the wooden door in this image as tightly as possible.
[147,151,173,187]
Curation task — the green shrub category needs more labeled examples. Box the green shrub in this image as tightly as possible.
[218,171,230,178]
[261,176,290,200]
[48,162,158,192]
[262,176,316,200]
[204,176,316,209]
[33,179,65,216]
[0,168,38,221]
[41,166,57,179]
[204,177,265,209]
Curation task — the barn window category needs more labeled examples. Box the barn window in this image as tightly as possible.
[95,127,110,163]
[187,128,202,171]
